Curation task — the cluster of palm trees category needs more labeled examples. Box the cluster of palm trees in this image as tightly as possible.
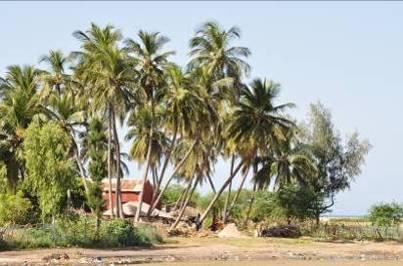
[0,21,316,227]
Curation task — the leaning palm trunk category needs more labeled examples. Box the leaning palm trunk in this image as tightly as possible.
[222,181,231,224]
[111,108,123,218]
[147,126,178,217]
[200,161,243,223]
[206,173,216,194]
[107,104,114,218]
[72,137,89,193]
[147,140,197,215]
[243,183,257,227]
[134,127,154,223]
[222,156,235,224]
[226,167,249,217]
[170,175,199,230]
[173,186,188,211]
[177,177,193,211]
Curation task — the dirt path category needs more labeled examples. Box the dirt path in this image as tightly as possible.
[1,237,403,265]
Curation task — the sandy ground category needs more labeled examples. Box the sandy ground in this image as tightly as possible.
[1,237,403,265]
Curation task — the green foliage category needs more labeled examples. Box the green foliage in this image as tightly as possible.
[0,192,31,226]
[24,121,75,219]
[161,184,185,205]
[0,162,7,193]
[85,118,107,218]
[299,102,371,220]
[2,216,162,249]
[368,203,403,227]
[162,184,201,207]
[275,184,317,221]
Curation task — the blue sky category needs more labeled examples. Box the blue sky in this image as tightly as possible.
[1,1,402,215]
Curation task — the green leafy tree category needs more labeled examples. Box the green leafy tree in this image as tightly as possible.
[84,118,107,231]
[275,184,317,223]
[300,102,371,224]
[24,122,75,222]
[0,65,42,193]
[368,203,403,227]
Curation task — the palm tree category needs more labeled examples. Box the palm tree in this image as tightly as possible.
[188,22,251,223]
[73,23,136,218]
[169,138,214,230]
[255,130,317,191]
[145,64,213,216]
[39,50,70,97]
[199,78,295,224]
[189,21,251,84]
[124,30,174,222]
[0,65,42,193]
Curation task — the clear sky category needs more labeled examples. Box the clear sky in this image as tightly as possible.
[1,1,402,216]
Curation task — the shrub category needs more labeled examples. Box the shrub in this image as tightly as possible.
[0,192,32,226]
[2,216,163,249]
[368,203,403,227]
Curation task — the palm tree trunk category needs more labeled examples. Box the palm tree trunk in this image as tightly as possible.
[199,160,243,224]
[206,173,216,194]
[222,181,231,224]
[107,103,114,218]
[170,175,199,230]
[151,167,158,188]
[147,140,197,215]
[222,156,235,224]
[134,127,154,223]
[147,126,178,218]
[111,108,122,218]
[71,136,89,194]
[157,126,178,190]
[173,186,188,211]
[243,183,257,227]
[178,178,193,211]
[226,167,249,217]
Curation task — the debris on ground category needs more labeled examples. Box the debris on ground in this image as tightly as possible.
[218,223,245,238]
[258,224,301,238]
[42,253,70,262]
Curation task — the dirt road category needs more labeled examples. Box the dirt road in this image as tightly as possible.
[1,237,403,265]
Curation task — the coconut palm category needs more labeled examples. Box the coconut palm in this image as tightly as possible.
[73,23,136,218]
[124,30,174,222]
[199,78,295,223]
[39,50,71,98]
[0,65,42,193]
[189,21,251,82]
[169,138,215,230]
[145,65,209,213]
[255,130,317,191]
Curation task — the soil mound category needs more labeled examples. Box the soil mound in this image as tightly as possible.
[218,223,245,238]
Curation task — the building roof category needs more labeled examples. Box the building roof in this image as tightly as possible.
[101,178,149,192]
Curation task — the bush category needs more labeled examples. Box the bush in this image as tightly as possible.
[368,203,403,227]
[2,216,163,249]
[0,192,32,226]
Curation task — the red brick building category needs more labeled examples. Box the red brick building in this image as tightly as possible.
[102,179,156,210]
